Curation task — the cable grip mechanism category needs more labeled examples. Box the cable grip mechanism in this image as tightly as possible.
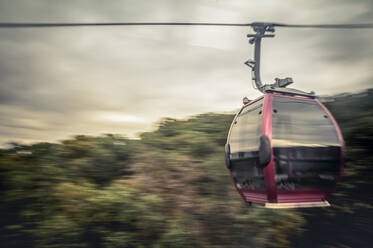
[245,22,314,97]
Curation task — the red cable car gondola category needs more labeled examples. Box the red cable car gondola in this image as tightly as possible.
[225,93,344,208]
[225,23,344,208]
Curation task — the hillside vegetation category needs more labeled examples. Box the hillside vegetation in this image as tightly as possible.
[1,89,372,248]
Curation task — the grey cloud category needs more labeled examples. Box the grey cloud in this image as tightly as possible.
[0,0,372,145]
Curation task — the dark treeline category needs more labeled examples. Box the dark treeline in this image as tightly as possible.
[0,89,372,248]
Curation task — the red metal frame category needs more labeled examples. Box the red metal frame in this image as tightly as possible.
[262,94,276,202]
[226,93,344,205]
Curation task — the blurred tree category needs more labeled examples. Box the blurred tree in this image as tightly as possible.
[2,89,372,248]
[60,135,133,186]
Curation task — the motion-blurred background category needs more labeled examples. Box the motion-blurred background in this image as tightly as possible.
[1,91,373,247]
[0,1,373,247]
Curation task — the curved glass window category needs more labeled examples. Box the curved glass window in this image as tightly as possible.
[229,99,265,190]
[272,96,341,191]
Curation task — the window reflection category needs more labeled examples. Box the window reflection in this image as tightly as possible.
[272,97,341,191]
[229,99,265,190]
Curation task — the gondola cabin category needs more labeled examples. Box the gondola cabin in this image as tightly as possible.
[225,93,344,208]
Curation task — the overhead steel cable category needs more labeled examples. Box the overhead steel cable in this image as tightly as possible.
[272,23,373,29]
[0,22,373,29]
[0,22,251,28]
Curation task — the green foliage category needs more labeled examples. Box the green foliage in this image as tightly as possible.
[1,89,372,247]
[157,217,192,248]
[60,135,133,186]
[140,114,233,157]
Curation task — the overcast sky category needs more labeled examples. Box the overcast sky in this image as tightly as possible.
[0,0,372,146]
